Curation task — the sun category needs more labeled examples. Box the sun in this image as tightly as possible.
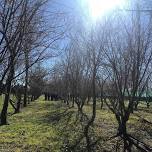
[81,0,126,21]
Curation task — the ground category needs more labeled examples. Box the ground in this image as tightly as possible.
[0,96,152,152]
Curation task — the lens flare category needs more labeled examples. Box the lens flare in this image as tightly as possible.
[81,0,126,21]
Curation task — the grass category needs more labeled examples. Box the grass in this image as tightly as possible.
[0,97,79,152]
[0,95,16,114]
[0,96,151,151]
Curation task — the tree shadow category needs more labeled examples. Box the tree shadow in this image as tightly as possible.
[37,102,75,125]
[38,103,101,151]
[60,111,103,152]
[41,109,73,125]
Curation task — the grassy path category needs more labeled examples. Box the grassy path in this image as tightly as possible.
[0,97,152,152]
[0,99,74,152]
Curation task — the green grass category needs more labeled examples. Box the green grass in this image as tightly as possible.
[0,97,151,151]
[0,95,16,114]
[0,98,80,152]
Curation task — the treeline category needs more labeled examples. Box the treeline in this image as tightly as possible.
[44,2,152,151]
[0,0,64,125]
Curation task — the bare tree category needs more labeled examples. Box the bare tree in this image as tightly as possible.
[102,8,152,151]
[29,63,47,101]
[0,0,65,125]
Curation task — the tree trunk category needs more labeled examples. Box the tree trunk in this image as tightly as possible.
[0,61,14,125]
[92,67,96,121]
[1,93,10,125]
[31,95,34,101]
[146,101,150,108]
[100,93,103,109]
[118,120,127,135]
[72,96,75,107]
[23,51,29,107]
[118,119,132,151]
[45,93,47,101]
[0,81,3,95]
[134,100,139,111]
[84,66,97,152]
[15,95,21,113]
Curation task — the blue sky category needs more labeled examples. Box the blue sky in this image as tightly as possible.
[42,0,83,68]
[48,0,80,15]
[43,0,152,69]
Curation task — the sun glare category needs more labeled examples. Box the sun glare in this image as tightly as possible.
[82,0,126,21]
